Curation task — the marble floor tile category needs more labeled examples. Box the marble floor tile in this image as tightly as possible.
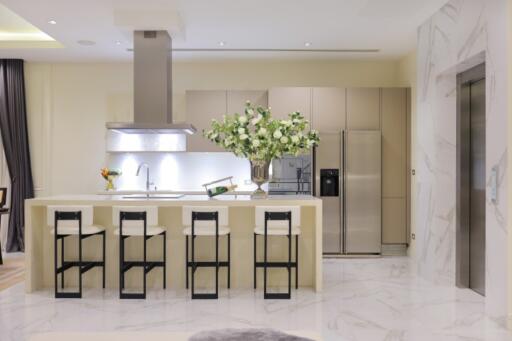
[1,257,510,341]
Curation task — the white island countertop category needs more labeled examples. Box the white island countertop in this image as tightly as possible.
[27,194,321,206]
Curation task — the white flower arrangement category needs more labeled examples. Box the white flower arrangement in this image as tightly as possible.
[204,101,320,161]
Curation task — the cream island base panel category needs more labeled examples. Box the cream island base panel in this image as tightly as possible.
[24,195,322,293]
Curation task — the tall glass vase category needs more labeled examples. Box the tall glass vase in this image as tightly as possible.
[250,159,270,197]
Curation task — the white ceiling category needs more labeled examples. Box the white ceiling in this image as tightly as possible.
[0,0,448,62]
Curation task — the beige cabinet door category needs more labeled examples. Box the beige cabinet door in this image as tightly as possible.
[227,90,268,115]
[268,87,311,121]
[186,90,227,152]
[346,88,380,130]
[382,198,406,244]
[381,88,406,198]
[312,87,346,132]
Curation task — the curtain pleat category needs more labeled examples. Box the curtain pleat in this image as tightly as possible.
[0,59,34,252]
[0,135,10,251]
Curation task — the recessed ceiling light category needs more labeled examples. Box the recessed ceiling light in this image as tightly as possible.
[304,42,312,47]
[48,20,57,25]
[77,40,96,46]
[115,41,122,45]
[218,41,226,47]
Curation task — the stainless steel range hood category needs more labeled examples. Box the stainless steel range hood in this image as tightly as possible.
[106,30,196,135]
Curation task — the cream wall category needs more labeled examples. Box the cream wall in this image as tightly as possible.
[25,60,405,196]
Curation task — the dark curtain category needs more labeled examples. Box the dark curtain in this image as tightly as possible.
[0,59,34,252]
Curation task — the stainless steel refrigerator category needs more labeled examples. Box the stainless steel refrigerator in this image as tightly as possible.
[315,130,381,255]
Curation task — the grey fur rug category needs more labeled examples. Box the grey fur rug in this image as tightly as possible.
[189,328,314,341]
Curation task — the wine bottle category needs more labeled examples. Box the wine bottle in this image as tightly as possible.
[207,184,238,197]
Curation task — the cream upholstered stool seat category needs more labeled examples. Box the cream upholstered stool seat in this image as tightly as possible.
[113,206,166,299]
[47,205,106,298]
[182,206,230,299]
[113,226,165,236]
[113,206,166,237]
[51,225,104,236]
[254,206,301,299]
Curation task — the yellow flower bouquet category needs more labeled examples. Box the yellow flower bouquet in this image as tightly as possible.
[101,167,122,191]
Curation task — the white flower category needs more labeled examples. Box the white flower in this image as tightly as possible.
[293,118,301,124]
[252,139,261,147]
[280,136,289,144]
[239,116,248,123]
[210,132,218,139]
[247,109,254,116]
[291,135,300,143]
[251,114,262,125]
[258,128,267,136]
[240,134,249,140]
[273,130,282,139]
[281,120,292,127]
[238,128,245,134]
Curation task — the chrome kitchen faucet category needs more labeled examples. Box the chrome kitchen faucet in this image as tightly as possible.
[136,162,154,196]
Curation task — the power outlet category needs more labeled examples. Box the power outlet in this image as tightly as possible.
[411,233,416,240]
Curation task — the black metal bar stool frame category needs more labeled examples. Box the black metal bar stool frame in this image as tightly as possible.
[253,211,298,299]
[54,211,106,299]
[185,211,230,299]
[119,211,166,299]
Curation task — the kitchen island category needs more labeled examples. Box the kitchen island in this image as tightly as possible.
[25,194,322,293]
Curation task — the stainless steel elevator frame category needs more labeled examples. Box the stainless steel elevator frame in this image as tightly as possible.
[456,63,485,292]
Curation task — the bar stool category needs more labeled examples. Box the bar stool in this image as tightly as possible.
[254,206,300,299]
[47,206,106,298]
[182,206,230,299]
[113,206,166,299]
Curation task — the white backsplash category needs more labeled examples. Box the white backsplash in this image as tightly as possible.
[106,131,187,152]
[106,152,262,192]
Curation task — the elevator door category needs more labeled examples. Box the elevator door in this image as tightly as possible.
[469,78,486,296]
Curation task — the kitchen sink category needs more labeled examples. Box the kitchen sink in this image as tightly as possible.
[122,194,185,199]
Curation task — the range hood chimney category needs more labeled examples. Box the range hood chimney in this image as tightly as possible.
[106,30,196,134]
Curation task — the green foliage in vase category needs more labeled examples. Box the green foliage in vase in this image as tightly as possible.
[203,101,320,161]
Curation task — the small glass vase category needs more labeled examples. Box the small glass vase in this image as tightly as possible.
[250,159,270,197]
[105,176,116,191]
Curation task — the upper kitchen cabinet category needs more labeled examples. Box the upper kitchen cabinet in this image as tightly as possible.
[186,90,226,152]
[346,88,380,130]
[381,88,407,198]
[268,87,311,121]
[227,90,268,114]
[312,87,346,132]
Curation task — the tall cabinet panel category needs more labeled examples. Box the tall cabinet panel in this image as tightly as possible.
[381,88,406,197]
[186,90,226,152]
[381,88,407,244]
[312,87,346,131]
[268,87,311,121]
[227,90,268,115]
[346,88,380,130]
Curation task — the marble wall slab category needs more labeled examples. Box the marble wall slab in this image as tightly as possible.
[416,0,508,319]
